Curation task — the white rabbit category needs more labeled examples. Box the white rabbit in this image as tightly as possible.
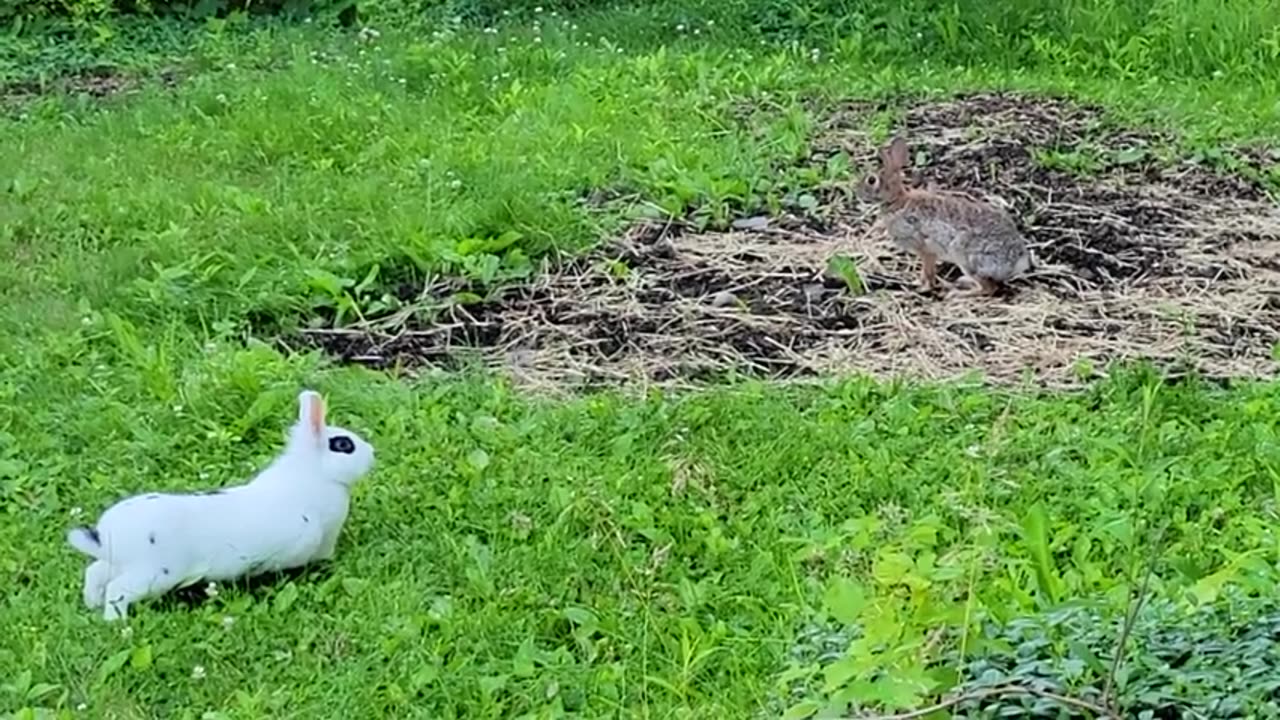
[67,390,375,621]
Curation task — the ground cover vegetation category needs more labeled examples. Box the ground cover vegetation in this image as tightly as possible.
[2,0,1280,717]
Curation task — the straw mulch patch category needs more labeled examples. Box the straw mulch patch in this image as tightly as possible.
[299,93,1280,388]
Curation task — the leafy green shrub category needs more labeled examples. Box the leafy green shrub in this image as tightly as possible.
[2,0,110,25]
[1,0,356,24]
[784,587,1280,718]
[947,590,1280,717]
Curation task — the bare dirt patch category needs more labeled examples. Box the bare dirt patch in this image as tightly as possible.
[301,93,1280,388]
[2,66,181,111]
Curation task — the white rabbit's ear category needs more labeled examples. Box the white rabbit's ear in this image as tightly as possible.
[885,136,908,168]
[298,391,326,437]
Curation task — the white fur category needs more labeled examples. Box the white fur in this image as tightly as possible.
[67,390,375,621]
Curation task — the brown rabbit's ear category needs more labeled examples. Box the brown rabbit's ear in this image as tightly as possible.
[884,136,908,168]
[298,391,326,437]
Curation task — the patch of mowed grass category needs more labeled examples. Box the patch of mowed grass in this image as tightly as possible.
[1,23,821,340]
[11,0,1277,84]
[3,337,1280,716]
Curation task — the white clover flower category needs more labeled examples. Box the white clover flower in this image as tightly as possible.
[192,665,206,680]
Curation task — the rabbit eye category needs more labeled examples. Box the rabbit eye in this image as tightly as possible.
[328,436,356,454]
[867,176,878,186]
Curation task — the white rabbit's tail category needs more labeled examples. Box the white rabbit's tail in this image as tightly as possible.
[68,527,103,558]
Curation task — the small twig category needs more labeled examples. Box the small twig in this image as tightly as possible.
[854,683,1119,720]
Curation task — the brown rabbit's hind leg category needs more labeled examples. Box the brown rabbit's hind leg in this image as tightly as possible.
[958,273,999,298]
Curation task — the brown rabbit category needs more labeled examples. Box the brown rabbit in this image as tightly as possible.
[856,136,1032,296]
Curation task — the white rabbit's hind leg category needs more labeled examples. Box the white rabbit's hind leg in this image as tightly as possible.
[102,565,178,621]
[83,561,111,609]
[314,528,342,562]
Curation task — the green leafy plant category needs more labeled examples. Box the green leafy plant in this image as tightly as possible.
[2,0,357,24]
[941,589,1280,717]
[826,254,865,295]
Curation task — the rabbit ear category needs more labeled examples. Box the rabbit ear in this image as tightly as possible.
[884,136,908,168]
[298,391,326,437]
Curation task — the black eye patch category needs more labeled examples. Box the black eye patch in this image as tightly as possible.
[328,436,356,454]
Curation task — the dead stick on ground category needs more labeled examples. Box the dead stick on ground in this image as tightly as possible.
[854,684,1119,720]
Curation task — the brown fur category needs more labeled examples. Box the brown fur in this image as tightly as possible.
[857,136,1032,296]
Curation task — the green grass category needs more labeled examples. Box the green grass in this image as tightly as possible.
[5,19,1278,340]
[6,363,1280,717]
[3,2,1280,717]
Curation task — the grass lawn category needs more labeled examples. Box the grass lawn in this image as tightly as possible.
[3,3,1280,718]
